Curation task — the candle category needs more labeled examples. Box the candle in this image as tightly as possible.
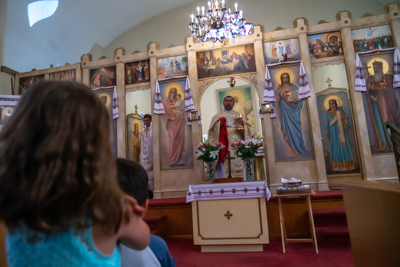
[208,1,211,9]
[197,6,200,15]
[202,6,205,15]
[191,14,194,23]
[240,10,243,17]
[235,3,238,11]
[222,0,225,8]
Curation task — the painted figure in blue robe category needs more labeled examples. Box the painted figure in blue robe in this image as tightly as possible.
[274,72,307,158]
[325,99,355,171]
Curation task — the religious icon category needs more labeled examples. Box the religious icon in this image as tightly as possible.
[157,55,188,79]
[196,44,256,79]
[263,39,300,64]
[351,25,393,53]
[269,64,314,161]
[359,52,400,154]
[49,69,76,81]
[19,75,45,95]
[92,87,118,156]
[125,60,150,85]
[307,31,343,59]
[158,79,194,169]
[316,89,360,175]
[89,66,117,89]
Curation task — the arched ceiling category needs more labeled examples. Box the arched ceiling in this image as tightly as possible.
[3,0,197,72]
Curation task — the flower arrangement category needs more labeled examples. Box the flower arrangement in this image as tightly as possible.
[227,77,236,87]
[230,134,264,159]
[195,138,225,163]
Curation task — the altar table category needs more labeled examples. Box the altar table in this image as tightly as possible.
[187,181,271,252]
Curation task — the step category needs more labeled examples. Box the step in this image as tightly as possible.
[315,226,351,247]
[313,208,347,217]
[315,226,349,237]
[144,214,166,237]
[313,208,348,227]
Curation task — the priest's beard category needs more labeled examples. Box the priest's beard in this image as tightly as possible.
[374,70,383,82]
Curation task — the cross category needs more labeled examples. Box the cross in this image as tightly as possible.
[224,211,233,220]
[134,104,138,114]
[224,151,235,178]
[362,63,371,75]
[326,77,332,87]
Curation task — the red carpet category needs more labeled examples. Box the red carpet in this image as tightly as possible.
[166,237,353,267]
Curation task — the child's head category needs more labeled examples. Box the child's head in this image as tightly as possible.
[116,158,148,206]
[0,80,124,231]
[176,94,182,100]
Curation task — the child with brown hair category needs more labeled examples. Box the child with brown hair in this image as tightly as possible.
[0,81,150,266]
[116,158,176,267]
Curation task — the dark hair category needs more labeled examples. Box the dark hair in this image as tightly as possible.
[223,95,235,103]
[116,158,148,206]
[143,114,152,120]
[328,99,338,111]
[0,81,125,232]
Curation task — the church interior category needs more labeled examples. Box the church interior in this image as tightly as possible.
[1,0,400,266]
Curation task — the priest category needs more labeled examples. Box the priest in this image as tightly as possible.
[208,95,252,178]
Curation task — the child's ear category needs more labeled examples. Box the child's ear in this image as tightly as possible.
[125,195,146,218]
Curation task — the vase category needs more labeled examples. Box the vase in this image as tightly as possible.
[243,158,255,181]
[205,161,216,183]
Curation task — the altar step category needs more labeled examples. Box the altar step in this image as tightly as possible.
[313,208,350,246]
[144,214,166,237]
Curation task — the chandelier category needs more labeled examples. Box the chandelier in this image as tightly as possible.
[189,0,254,43]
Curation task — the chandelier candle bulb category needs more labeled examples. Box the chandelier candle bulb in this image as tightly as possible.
[191,14,194,22]
[188,0,253,43]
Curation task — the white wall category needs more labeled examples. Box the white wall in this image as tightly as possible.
[0,0,12,95]
[103,0,393,57]
[313,64,349,93]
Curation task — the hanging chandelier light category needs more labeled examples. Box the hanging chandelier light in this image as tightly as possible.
[189,0,254,43]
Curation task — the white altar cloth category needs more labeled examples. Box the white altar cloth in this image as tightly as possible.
[186,181,271,203]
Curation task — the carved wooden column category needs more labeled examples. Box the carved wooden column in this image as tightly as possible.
[297,19,329,191]
[339,11,377,180]
[147,42,161,198]
[253,26,270,184]
[114,48,126,157]
[389,4,400,47]
[80,53,92,87]
[186,37,204,183]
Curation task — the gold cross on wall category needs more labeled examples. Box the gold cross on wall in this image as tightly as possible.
[134,104,138,114]
[326,78,332,87]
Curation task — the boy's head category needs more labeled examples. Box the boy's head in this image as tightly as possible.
[143,114,152,128]
[176,94,182,100]
[116,158,148,206]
